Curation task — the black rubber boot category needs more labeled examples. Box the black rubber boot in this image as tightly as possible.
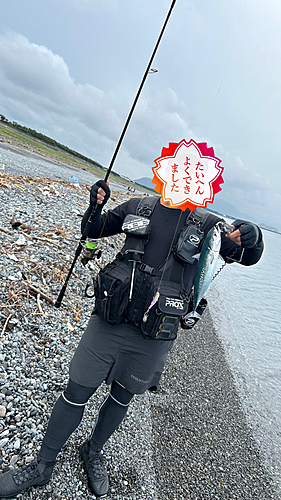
[79,440,109,498]
[0,458,54,498]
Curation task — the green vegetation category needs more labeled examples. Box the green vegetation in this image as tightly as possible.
[0,114,155,192]
[0,114,104,170]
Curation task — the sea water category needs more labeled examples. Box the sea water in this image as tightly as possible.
[208,227,281,486]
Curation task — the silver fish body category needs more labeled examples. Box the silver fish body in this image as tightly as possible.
[193,224,222,312]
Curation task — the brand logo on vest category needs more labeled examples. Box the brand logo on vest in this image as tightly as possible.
[165,297,184,310]
[188,234,200,246]
[183,317,196,327]
[122,217,150,232]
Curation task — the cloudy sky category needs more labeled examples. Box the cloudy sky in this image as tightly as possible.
[0,0,281,229]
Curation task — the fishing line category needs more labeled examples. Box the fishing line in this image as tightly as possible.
[217,0,248,93]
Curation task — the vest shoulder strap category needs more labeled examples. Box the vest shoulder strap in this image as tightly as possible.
[136,197,210,228]
[188,207,210,228]
[161,208,215,285]
[136,196,159,217]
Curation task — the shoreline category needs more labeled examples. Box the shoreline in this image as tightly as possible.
[149,309,277,499]
[0,165,277,498]
[0,129,154,195]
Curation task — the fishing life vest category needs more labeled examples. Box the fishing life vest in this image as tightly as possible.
[93,196,213,341]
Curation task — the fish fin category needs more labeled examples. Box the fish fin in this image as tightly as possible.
[193,253,200,260]
[191,310,201,317]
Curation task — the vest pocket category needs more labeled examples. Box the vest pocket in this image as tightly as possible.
[140,282,189,340]
[141,309,180,340]
[94,262,131,324]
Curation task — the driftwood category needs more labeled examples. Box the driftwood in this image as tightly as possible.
[1,314,12,338]
[24,282,53,304]
[0,226,12,235]
[19,231,60,246]
[36,293,44,314]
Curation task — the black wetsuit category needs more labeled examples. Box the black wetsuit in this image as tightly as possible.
[82,197,263,281]
[68,197,263,391]
[38,197,264,464]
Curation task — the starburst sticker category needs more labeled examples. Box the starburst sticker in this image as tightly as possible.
[152,139,224,211]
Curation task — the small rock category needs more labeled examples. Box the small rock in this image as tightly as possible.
[0,438,9,448]
[10,455,18,465]
[14,439,21,450]
[0,405,7,417]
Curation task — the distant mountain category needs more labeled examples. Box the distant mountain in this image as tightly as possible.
[133,180,281,232]
[259,222,280,234]
[135,180,249,219]
[207,198,253,221]
[208,199,280,233]
[134,177,155,190]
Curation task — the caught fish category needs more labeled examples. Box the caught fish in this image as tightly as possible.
[193,224,222,312]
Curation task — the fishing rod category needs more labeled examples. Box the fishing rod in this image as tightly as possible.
[54,0,177,308]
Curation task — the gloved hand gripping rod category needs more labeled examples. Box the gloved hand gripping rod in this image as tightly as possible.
[54,0,177,308]
[54,203,102,308]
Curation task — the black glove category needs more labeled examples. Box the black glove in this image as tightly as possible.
[90,180,110,208]
[232,219,260,248]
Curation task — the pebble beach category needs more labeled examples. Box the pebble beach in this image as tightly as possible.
[0,146,278,499]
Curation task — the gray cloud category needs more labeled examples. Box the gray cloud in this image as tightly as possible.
[0,31,121,143]
[0,29,280,230]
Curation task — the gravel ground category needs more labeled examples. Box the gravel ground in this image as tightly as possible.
[0,163,278,499]
[0,140,143,195]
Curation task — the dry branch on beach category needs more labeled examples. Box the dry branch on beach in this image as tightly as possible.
[0,173,129,323]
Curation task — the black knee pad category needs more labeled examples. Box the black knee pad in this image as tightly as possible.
[110,381,134,406]
[63,379,97,405]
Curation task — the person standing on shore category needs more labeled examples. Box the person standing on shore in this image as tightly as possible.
[0,180,264,498]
